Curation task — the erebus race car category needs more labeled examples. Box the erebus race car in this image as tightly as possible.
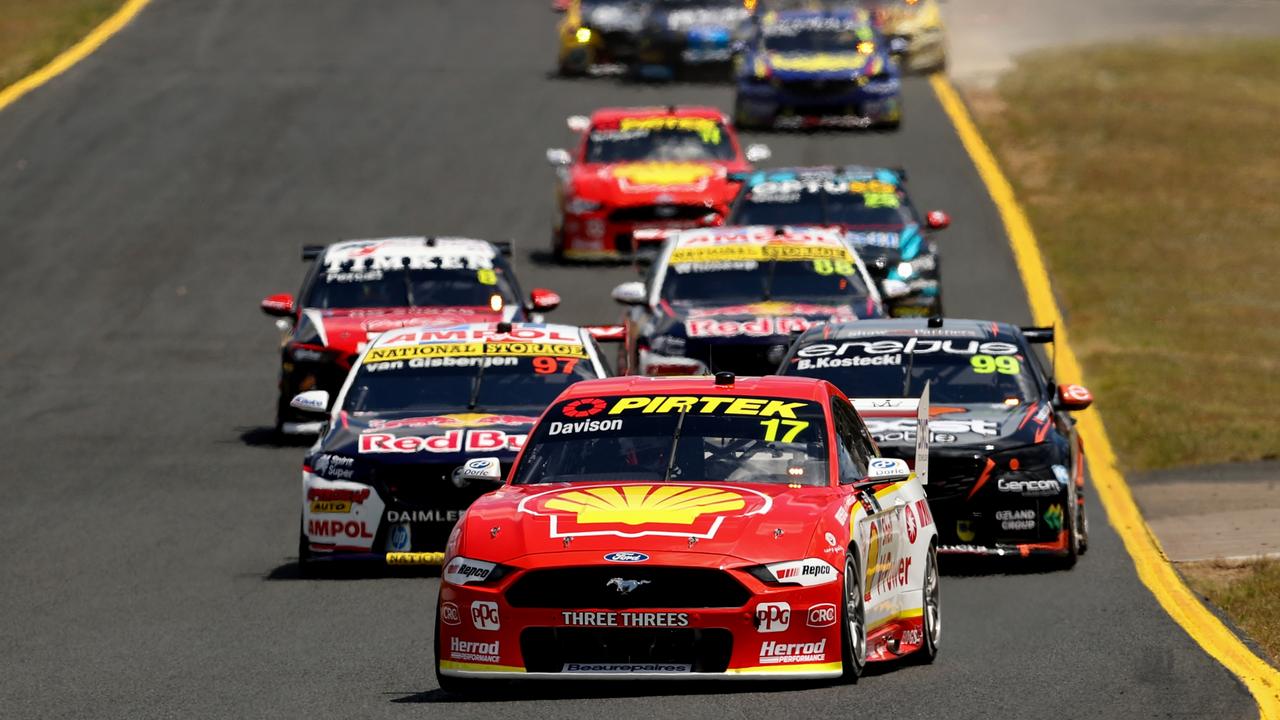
[733,8,901,130]
[727,166,950,316]
[861,0,947,73]
[290,322,610,568]
[629,0,749,80]
[546,106,770,261]
[611,225,885,376]
[260,237,560,434]
[434,374,939,688]
[779,318,1094,565]
[557,0,651,76]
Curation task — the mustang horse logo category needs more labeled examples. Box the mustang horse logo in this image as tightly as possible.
[606,578,650,596]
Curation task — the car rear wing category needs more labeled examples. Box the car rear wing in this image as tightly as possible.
[852,382,931,485]
[490,240,513,257]
[584,325,626,343]
[302,244,326,261]
[1020,325,1054,344]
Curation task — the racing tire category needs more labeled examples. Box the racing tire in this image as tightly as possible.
[434,621,482,696]
[551,229,566,263]
[1052,483,1080,570]
[733,96,764,131]
[911,543,941,664]
[840,553,867,682]
[297,517,317,578]
[1078,501,1090,555]
[274,392,291,435]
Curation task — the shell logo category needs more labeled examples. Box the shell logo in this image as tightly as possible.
[518,483,772,539]
[612,163,716,191]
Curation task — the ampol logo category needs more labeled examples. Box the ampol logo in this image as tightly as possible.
[518,483,772,539]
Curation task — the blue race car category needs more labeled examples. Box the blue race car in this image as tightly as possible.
[733,8,902,129]
[628,0,748,81]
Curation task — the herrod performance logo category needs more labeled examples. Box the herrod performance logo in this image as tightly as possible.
[517,483,772,539]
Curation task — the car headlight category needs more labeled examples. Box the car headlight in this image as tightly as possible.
[575,27,592,44]
[565,197,604,215]
[745,558,838,587]
[441,556,514,586]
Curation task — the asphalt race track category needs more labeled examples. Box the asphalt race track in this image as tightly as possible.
[0,1,1257,718]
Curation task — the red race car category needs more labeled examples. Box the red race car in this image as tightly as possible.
[260,237,560,435]
[545,106,772,261]
[434,373,940,689]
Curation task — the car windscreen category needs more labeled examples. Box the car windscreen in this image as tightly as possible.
[783,335,1041,404]
[585,119,735,163]
[660,240,870,304]
[342,346,597,414]
[513,394,830,486]
[306,264,518,310]
[732,178,915,228]
[762,20,871,53]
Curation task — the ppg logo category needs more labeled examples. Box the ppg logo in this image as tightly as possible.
[755,602,791,633]
[471,601,500,631]
[807,603,838,628]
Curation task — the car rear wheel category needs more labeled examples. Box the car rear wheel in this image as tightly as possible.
[840,553,867,682]
[1054,482,1080,569]
[914,543,940,663]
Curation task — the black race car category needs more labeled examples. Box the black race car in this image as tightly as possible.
[611,225,886,376]
[259,237,560,435]
[779,317,1094,566]
[290,322,610,568]
[727,166,950,317]
[628,0,748,80]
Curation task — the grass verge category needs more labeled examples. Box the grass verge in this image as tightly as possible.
[967,38,1280,471]
[0,0,126,91]
[1181,559,1280,665]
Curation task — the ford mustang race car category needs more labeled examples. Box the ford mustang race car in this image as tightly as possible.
[611,225,885,376]
[733,8,901,130]
[557,0,651,76]
[860,0,947,73]
[260,237,561,435]
[779,318,1093,565]
[628,0,749,80]
[434,373,939,688]
[289,322,610,568]
[546,106,770,261]
[726,166,950,316]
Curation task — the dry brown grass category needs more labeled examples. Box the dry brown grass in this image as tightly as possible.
[1182,558,1280,665]
[0,0,125,91]
[969,39,1280,470]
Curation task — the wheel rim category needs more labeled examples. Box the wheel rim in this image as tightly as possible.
[925,548,941,645]
[846,563,866,664]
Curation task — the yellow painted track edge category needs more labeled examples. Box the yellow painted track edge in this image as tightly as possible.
[929,72,1280,719]
[0,0,154,113]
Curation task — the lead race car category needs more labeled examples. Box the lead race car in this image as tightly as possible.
[260,237,561,434]
[779,318,1094,565]
[611,225,886,376]
[546,106,770,261]
[434,374,939,687]
[289,322,610,568]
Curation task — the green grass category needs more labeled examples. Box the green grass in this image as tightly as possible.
[0,0,126,92]
[1182,559,1280,665]
[969,39,1280,470]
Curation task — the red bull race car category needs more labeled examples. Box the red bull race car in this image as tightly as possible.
[545,106,771,261]
[260,237,561,434]
[434,373,940,689]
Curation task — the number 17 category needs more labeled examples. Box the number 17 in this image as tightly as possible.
[760,419,809,442]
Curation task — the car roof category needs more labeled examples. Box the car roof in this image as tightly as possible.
[672,224,847,248]
[321,237,496,265]
[799,317,1025,344]
[556,375,835,403]
[367,322,586,350]
[765,7,870,24]
[589,106,730,125]
[741,166,904,186]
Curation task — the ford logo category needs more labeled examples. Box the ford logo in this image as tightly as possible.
[603,551,649,563]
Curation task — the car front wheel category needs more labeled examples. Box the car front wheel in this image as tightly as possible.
[840,553,867,681]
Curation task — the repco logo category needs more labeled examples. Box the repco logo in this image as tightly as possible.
[755,602,791,633]
[997,477,1059,494]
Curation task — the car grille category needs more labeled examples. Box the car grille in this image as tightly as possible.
[879,447,988,502]
[600,31,637,60]
[505,567,750,609]
[609,205,715,224]
[520,628,733,673]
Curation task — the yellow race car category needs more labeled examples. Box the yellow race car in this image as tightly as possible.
[866,0,946,73]
[556,0,650,76]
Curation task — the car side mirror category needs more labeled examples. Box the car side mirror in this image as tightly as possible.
[745,143,772,163]
[611,281,648,306]
[530,288,561,312]
[290,390,330,414]
[261,293,295,317]
[546,148,572,166]
[865,457,911,483]
[880,278,911,299]
[566,115,591,133]
[1057,383,1093,411]
[925,210,950,230]
[452,457,504,488]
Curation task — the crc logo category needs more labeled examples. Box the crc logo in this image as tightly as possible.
[604,551,649,563]
[755,602,791,633]
[439,602,461,626]
[471,601,500,631]
[807,603,837,628]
